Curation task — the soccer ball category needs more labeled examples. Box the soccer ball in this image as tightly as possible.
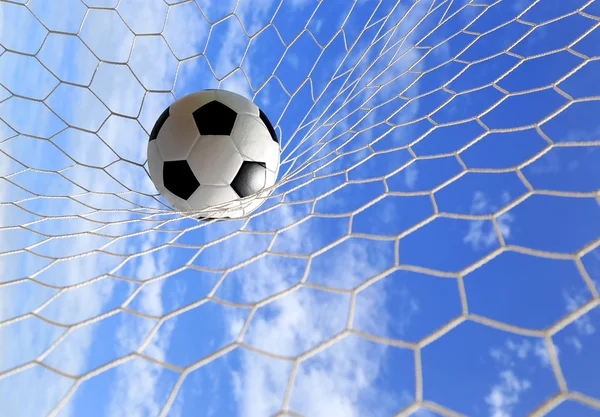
[147,89,280,219]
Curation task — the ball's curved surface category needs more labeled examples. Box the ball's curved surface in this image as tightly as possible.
[147,90,280,219]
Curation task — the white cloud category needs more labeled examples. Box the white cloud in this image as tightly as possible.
[137,276,166,317]
[156,203,392,417]
[0,33,142,417]
[106,316,176,417]
[290,334,410,417]
[507,339,555,367]
[235,0,276,36]
[562,288,596,353]
[404,162,419,189]
[0,243,138,415]
[220,0,295,97]
[506,339,533,360]
[315,238,391,290]
[102,231,175,416]
[256,205,304,253]
[332,0,454,155]
[0,53,92,417]
[222,224,410,417]
[212,19,250,85]
[463,191,514,251]
[560,124,600,144]
[31,231,173,417]
[281,0,437,161]
[313,19,324,34]
[287,53,300,70]
[486,336,558,417]
[0,4,183,416]
[463,218,499,251]
[0,364,73,417]
[231,351,291,417]
[565,336,583,353]
[495,212,514,240]
[105,358,169,417]
[243,287,349,356]
[485,370,531,417]
[490,338,555,369]
[221,69,253,98]
[563,289,595,334]
[528,148,561,175]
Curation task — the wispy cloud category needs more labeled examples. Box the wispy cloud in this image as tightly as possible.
[286,0,434,161]
[210,16,251,97]
[106,308,176,417]
[486,337,555,417]
[486,369,531,417]
[490,339,555,369]
[0,5,184,416]
[562,288,596,353]
[243,286,350,357]
[463,191,513,250]
[0,364,72,417]
[404,162,419,189]
[290,335,411,417]
[231,350,292,417]
[217,223,410,416]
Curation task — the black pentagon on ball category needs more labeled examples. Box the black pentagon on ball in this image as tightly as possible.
[192,100,237,136]
[197,216,229,222]
[231,161,267,198]
[149,106,169,141]
[259,109,278,143]
[163,160,199,200]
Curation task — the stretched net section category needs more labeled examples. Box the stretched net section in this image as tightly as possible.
[0,0,599,416]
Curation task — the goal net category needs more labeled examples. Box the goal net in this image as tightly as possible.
[0,0,599,416]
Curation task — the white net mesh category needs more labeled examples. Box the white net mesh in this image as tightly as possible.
[1,0,600,416]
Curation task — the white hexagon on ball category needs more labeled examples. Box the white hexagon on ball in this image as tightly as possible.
[212,89,259,116]
[147,89,280,219]
[230,114,280,173]
[169,89,215,114]
[156,114,199,161]
[188,185,239,211]
[187,135,243,186]
[147,140,164,191]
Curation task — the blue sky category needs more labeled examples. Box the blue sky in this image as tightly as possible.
[0,0,599,416]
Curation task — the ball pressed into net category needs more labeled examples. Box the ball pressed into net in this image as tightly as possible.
[147,89,280,219]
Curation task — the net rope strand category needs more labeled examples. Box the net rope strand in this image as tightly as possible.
[0,0,598,416]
